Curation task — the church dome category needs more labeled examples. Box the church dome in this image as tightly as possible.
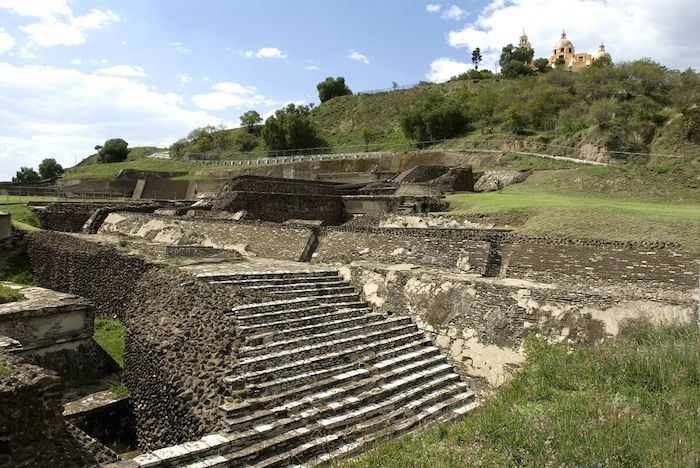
[554,31,574,51]
[595,42,611,60]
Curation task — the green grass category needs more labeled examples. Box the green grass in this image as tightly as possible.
[0,250,36,285]
[343,323,700,467]
[446,167,700,251]
[109,380,129,399]
[0,284,24,304]
[93,318,125,367]
[64,157,253,180]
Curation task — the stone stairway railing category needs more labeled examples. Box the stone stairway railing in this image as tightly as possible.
[108,270,477,467]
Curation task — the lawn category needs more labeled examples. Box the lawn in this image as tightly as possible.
[447,167,700,251]
[342,323,700,467]
[93,318,125,367]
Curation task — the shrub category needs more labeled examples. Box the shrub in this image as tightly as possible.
[97,138,129,163]
[400,93,469,141]
[12,167,41,183]
[501,60,533,79]
[38,158,64,179]
[317,77,352,103]
[261,103,324,151]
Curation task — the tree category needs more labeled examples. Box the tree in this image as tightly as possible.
[38,158,64,179]
[533,58,550,73]
[12,167,40,183]
[554,57,566,68]
[240,110,262,128]
[261,103,324,151]
[499,44,534,67]
[501,60,533,79]
[360,127,374,152]
[471,48,483,70]
[97,138,129,163]
[400,93,469,142]
[317,76,352,103]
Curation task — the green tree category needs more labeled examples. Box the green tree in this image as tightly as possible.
[12,167,41,183]
[400,93,469,141]
[261,103,323,151]
[360,127,374,151]
[240,110,262,128]
[534,58,550,73]
[499,44,534,67]
[554,57,566,67]
[97,138,129,163]
[38,158,64,179]
[471,48,483,70]
[317,77,352,103]
[501,60,533,79]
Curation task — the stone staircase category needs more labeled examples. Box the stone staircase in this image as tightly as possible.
[119,270,477,467]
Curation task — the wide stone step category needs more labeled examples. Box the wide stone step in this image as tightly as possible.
[230,340,439,402]
[244,312,391,346]
[265,387,475,468]
[267,286,358,299]
[237,307,372,334]
[232,294,360,316]
[236,301,366,326]
[240,316,413,356]
[222,371,465,465]
[198,270,339,281]
[226,332,427,384]
[238,324,418,372]
[304,390,478,467]
[240,280,349,291]
[223,353,449,431]
[207,275,343,287]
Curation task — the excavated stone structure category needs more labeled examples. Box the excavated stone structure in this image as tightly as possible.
[107,269,477,467]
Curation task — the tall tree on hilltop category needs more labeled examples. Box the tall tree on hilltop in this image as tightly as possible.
[317,77,352,103]
[240,110,262,129]
[38,158,64,179]
[471,48,483,70]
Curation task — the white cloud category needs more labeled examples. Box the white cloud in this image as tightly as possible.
[202,76,211,82]
[192,82,276,111]
[349,51,370,64]
[240,47,286,59]
[97,65,147,78]
[305,65,319,71]
[0,0,72,18]
[426,57,472,82]
[441,5,467,21]
[18,8,119,48]
[70,58,81,65]
[0,61,219,181]
[0,28,15,54]
[177,73,191,86]
[426,4,442,13]
[446,0,700,70]
[169,41,190,53]
[121,40,127,46]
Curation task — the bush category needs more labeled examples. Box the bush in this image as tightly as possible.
[400,93,469,141]
[12,167,41,183]
[317,77,352,103]
[501,60,533,79]
[261,103,324,151]
[97,138,129,163]
[38,158,64,179]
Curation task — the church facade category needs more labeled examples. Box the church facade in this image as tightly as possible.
[519,30,612,72]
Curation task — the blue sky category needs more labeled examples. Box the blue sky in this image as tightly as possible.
[0,0,698,181]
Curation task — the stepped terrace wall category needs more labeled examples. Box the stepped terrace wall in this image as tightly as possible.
[0,352,118,466]
[98,212,315,261]
[347,263,695,387]
[30,202,104,232]
[23,232,256,451]
[315,227,699,289]
[212,176,344,225]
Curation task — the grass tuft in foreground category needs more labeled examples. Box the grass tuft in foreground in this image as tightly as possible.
[0,285,25,304]
[342,323,700,467]
[94,318,125,367]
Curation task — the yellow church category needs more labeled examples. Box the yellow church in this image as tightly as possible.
[520,30,612,72]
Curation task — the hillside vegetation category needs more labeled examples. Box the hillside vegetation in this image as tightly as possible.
[158,60,700,161]
[341,323,700,467]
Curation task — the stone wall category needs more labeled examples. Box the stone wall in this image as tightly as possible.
[0,352,118,466]
[347,263,695,387]
[0,212,10,241]
[29,202,99,232]
[26,231,154,319]
[23,232,258,451]
[98,213,314,261]
[315,227,699,289]
[212,176,344,225]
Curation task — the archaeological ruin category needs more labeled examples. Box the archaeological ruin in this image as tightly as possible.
[0,152,697,467]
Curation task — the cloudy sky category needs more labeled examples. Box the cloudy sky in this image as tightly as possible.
[0,0,698,181]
